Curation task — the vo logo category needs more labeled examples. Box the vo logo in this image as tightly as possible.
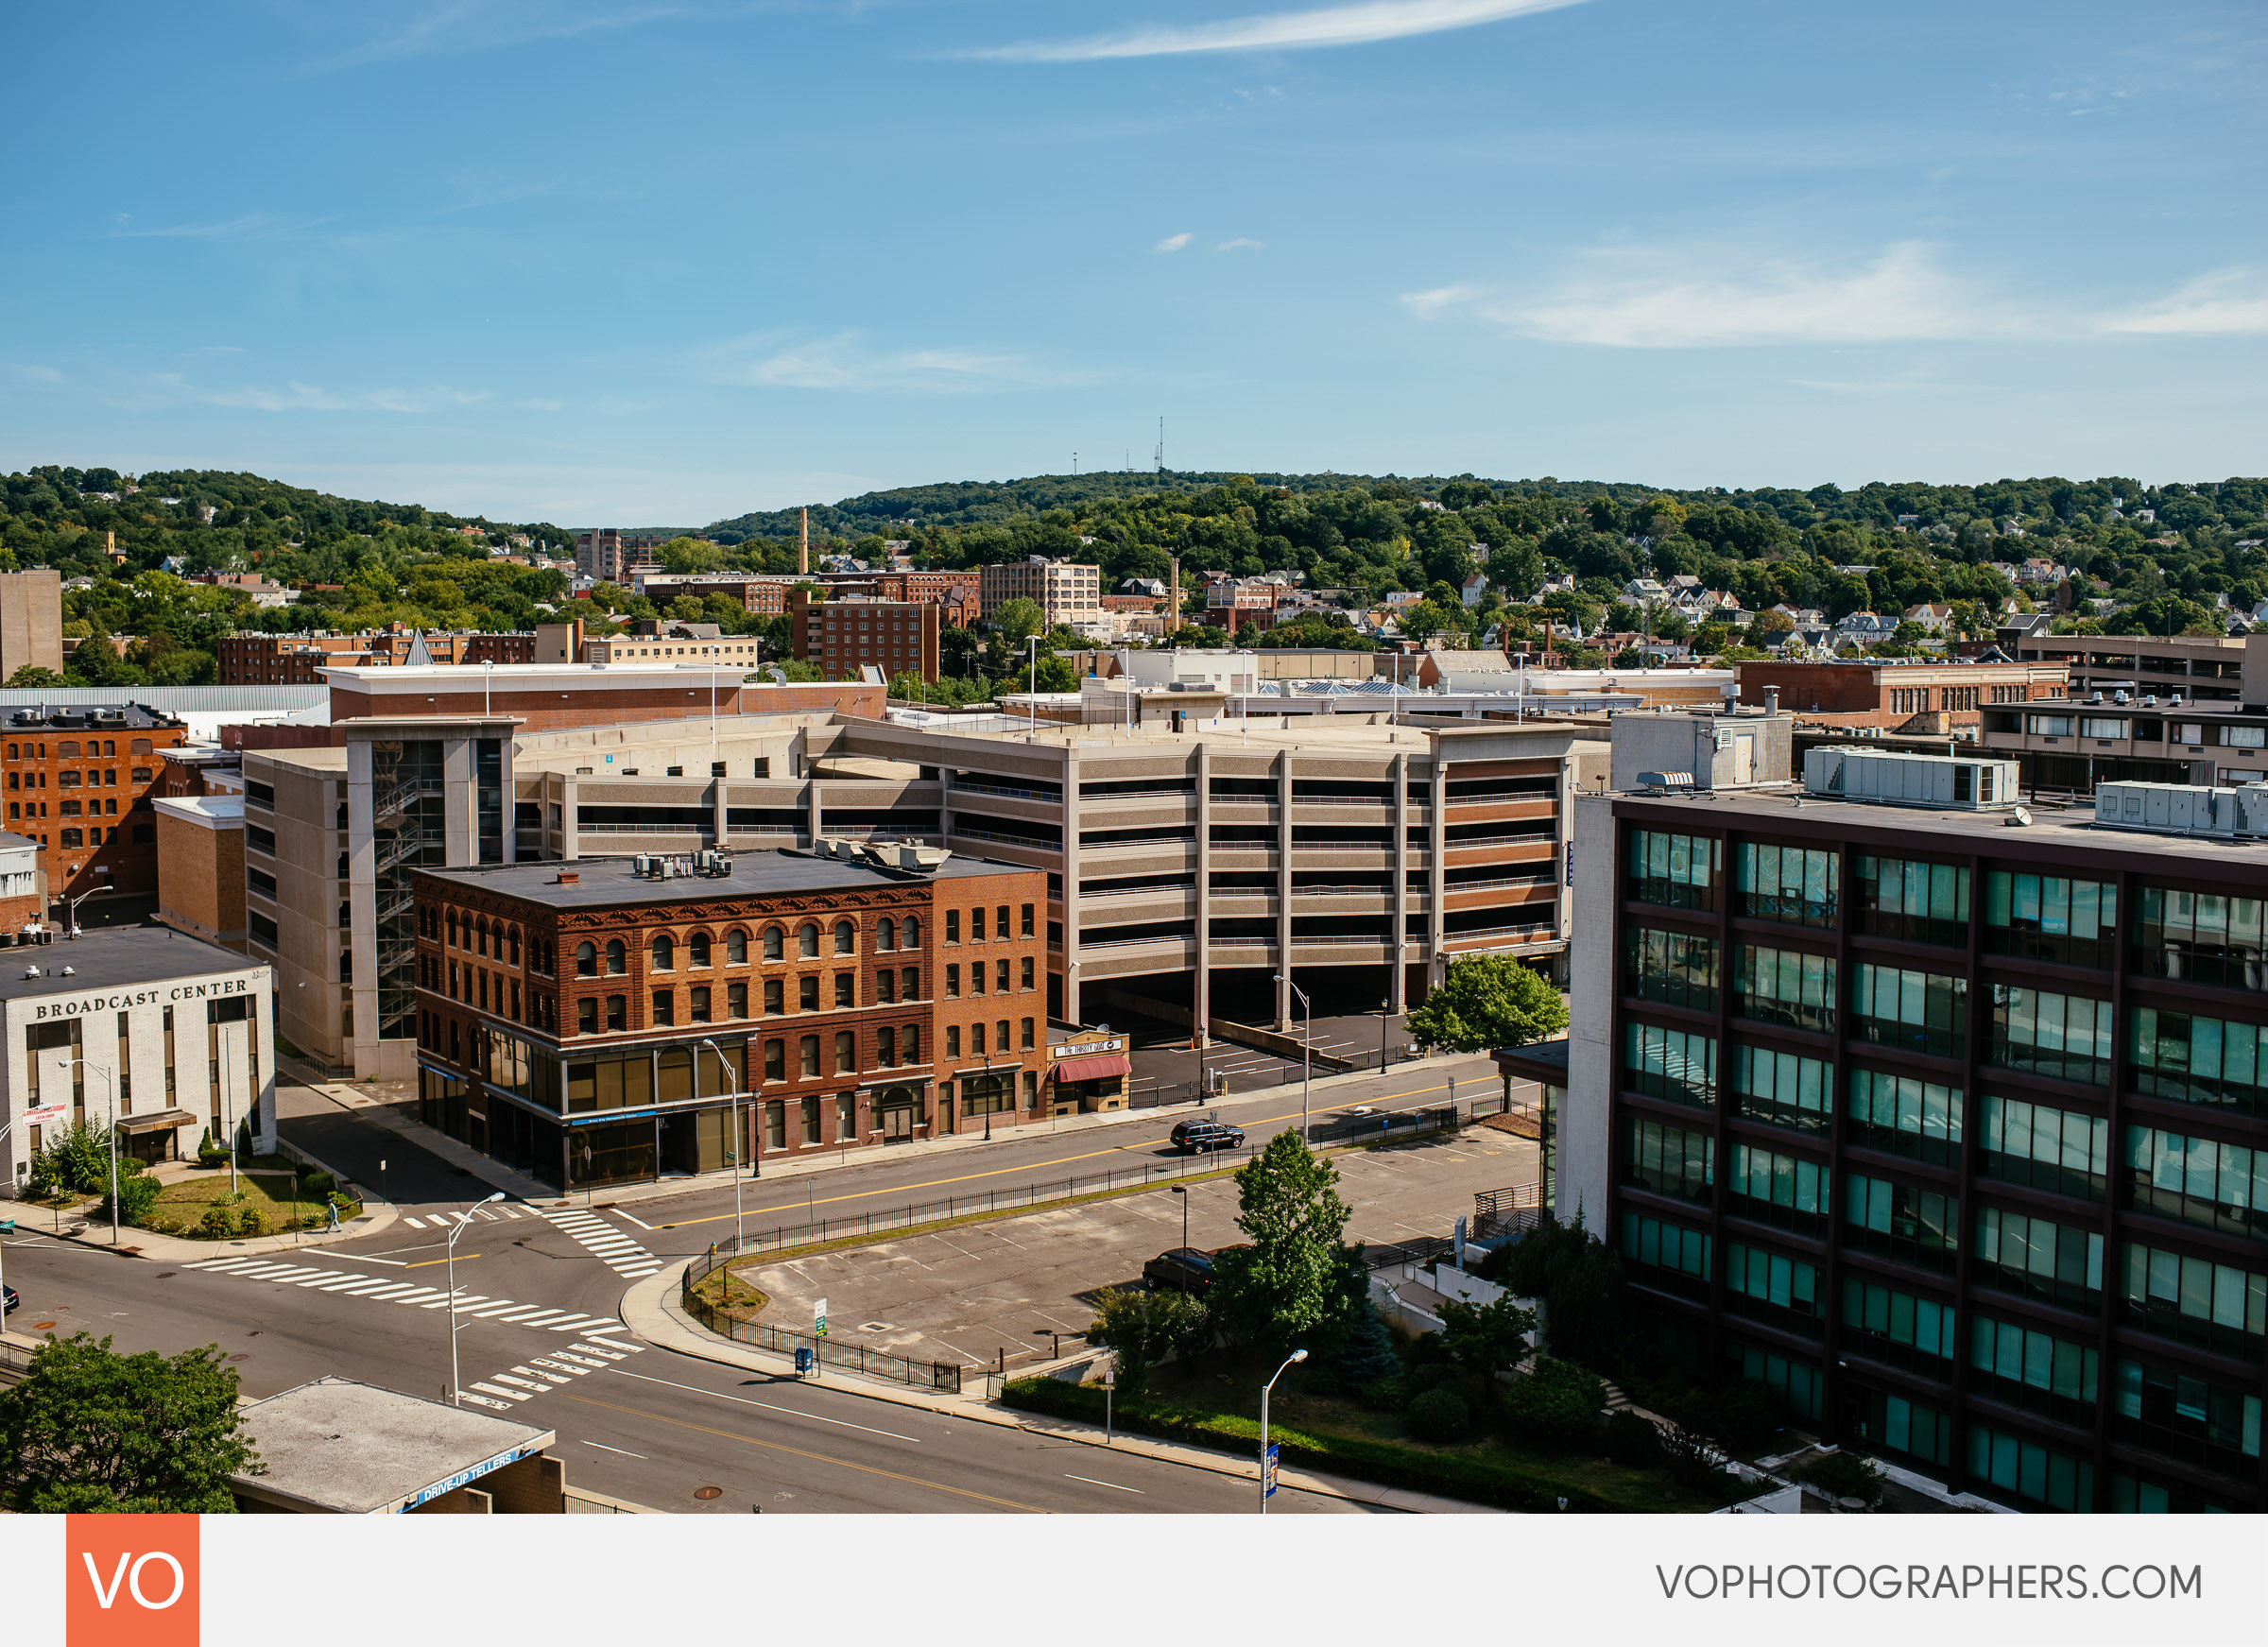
[66,1515,198,1646]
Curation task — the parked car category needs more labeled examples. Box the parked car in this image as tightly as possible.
[1169,1118,1246,1155]
[3,1283,16,1315]
[1143,1247,1217,1295]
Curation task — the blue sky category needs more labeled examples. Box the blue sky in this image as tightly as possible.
[3,1,2261,523]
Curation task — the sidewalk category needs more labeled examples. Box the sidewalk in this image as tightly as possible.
[24,1192,400,1264]
[280,1050,1491,1215]
[616,1264,1503,1515]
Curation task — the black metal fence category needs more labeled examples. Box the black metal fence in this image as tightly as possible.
[1474,1181,1544,1242]
[677,1273,966,1393]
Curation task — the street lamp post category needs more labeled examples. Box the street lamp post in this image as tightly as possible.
[1259,1347,1308,1513]
[696,1037,746,1254]
[1171,1181,1188,1249]
[64,1058,119,1245]
[1380,993,1391,1072]
[447,1191,505,1406]
[1275,974,1312,1144]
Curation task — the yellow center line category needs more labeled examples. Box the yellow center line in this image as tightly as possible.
[404,1254,475,1268]
[655,1074,1475,1230]
[561,1392,1047,1513]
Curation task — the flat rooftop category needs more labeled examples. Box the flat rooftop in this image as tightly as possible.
[233,1377,554,1515]
[1609,786,2268,867]
[0,924,260,1003]
[862,716,1595,757]
[421,847,1037,909]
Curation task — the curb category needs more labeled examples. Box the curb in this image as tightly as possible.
[617,1262,1503,1515]
[23,1194,400,1263]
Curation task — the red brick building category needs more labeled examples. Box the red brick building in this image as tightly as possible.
[1733,659,2069,731]
[412,846,1048,1189]
[792,592,942,683]
[219,627,537,686]
[0,704,190,901]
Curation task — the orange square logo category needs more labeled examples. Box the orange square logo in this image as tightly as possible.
[66,1514,199,1647]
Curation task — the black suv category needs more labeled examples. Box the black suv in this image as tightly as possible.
[1143,1247,1217,1295]
[1169,1118,1246,1155]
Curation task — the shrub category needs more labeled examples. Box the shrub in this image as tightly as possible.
[236,1207,266,1238]
[1406,1387,1471,1443]
[199,1206,236,1240]
[26,1121,117,1198]
[1658,1424,1731,1494]
[1799,1450,1885,1509]
[1602,1409,1663,1468]
[1482,1216,1628,1369]
[1359,1376,1409,1413]
[327,1191,354,1212]
[97,1175,163,1227]
[301,1171,335,1198]
[1500,1358,1606,1450]
[1405,1362,1459,1397]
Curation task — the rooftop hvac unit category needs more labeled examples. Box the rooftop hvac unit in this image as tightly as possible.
[1802,748,2019,810]
[2094,781,2268,840]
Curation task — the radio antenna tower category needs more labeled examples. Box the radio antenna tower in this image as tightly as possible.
[1153,417,1164,475]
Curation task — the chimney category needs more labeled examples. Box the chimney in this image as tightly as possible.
[1764,687,1780,715]
[799,506,809,576]
[555,870,580,885]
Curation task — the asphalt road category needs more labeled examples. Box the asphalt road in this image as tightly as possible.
[0,1055,1505,1514]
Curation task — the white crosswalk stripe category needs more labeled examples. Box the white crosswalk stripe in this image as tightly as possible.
[182,1256,641,1338]
[457,1340,633,1412]
[540,1209,665,1278]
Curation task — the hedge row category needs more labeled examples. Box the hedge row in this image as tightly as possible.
[999,1376,1618,1513]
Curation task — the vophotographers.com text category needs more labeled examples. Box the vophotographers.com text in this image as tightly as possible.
[1657,1565,2202,1602]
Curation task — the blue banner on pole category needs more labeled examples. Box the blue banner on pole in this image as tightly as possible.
[1263,1442,1280,1499]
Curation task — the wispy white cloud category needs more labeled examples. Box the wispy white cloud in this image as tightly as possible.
[702,332,1069,394]
[1403,244,2013,348]
[292,2,728,76]
[970,0,1587,63]
[107,212,326,242]
[1215,238,1264,252]
[3,364,66,386]
[132,374,490,413]
[1154,232,1194,253]
[2097,269,2268,336]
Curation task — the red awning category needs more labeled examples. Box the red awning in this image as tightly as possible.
[1053,1054,1131,1084]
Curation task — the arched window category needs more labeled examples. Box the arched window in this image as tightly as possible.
[798,922,819,958]
[763,926,783,961]
[507,928,521,966]
[605,938,627,975]
[799,1035,820,1076]
[901,916,920,949]
[58,741,77,760]
[576,941,596,976]
[902,1023,920,1063]
[447,911,459,949]
[475,919,489,958]
[877,918,897,952]
[60,828,81,849]
[833,919,855,955]
[833,1031,855,1073]
[102,740,114,757]
[727,929,748,964]
[689,931,712,967]
[651,934,674,971]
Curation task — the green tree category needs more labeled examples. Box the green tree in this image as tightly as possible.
[1406,955,1568,1052]
[0,1333,259,1512]
[1336,1294,1400,1393]
[1436,1292,1538,1397]
[1086,1285,1209,1399]
[1210,1133,1357,1357]
[7,665,61,688]
[990,596,1044,648]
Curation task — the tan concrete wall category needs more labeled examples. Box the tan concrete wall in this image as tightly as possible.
[0,571,62,678]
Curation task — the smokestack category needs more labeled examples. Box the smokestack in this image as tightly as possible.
[799,506,809,576]
[1764,687,1780,715]
[1169,556,1180,638]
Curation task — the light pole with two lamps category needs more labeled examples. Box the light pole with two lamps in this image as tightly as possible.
[1259,1347,1308,1513]
[447,1192,506,1405]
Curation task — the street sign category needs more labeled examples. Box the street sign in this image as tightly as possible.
[814,1297,828,1338]
[21,1105,66,1126]
[1263,1442,1280,1500]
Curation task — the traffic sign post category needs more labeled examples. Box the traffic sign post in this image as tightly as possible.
[1103,1368,1115,1445]
[814,1297,827,1338]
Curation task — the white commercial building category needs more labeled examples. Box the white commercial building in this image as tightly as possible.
[1,926,275,1193]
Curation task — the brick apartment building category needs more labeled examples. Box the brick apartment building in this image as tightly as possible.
[2,703,190,901]
[220,627,539,686]
[411,846,1048,1188]
[1736,660,2069,732]
[1536,752,2268,1513]
[0,832,43,936]
[792,591,942,683]
[639,571,978,629]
